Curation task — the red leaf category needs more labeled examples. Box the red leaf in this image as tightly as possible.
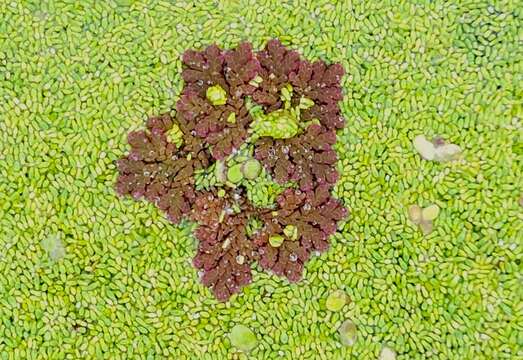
[115,40,348,302]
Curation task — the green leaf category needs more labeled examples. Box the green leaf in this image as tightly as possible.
[299,96,315,109]
[283,224,298,240]
[227,164,244,183]
[229,325,257,352]
[226,112,236,124]
[269,235,284,247]
[206,84,227,105]
[326,290,347,311]
[339,320,357,346]
[241,159,261,180]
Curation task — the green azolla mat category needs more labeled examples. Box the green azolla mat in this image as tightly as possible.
[1,1,522,359]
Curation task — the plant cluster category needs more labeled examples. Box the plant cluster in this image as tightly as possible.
[116,40,347,301]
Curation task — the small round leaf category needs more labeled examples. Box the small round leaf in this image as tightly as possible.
[422,204,440,221]
[206,84,227,105]
[227,164,244,183]
[269,235,284,247]
[339,320,357,346]
[242,159,261,180]
[229,324,257,352]
[326,290,347,312]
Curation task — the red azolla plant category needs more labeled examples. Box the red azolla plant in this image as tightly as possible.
[181,45,226,94]
[252,40,300,111]
[253,186,347,282]
[253,39,345,129]
[177,42,261,160]
[115,39,348,301]
[254,124,339,191]
[289,59,345,130]
[115,113,208,223]
[190,191,257,301]
[177,90,251,159]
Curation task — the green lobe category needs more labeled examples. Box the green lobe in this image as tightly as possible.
[226,112,236,124]
[165,123,184,147]
[227,164,244,183]
[251,109,299,139]
[283,224,298,240]
[269,235,284,247]
[326,290,347,311]
[241,159,261,180]
[339,320,357,346]
[206,84,227,105]
[299,96,315,109]
[229,324,257,352]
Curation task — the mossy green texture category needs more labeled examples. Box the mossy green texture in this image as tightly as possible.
[0,1,521,359]
[194,143,290,208]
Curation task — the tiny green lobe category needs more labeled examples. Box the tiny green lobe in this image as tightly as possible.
[229,324,257,352]
[299,97,315,109]
[242,159,261,180]
[206,84,227,105]
[227,164,244,183]
[326,290,347,311]
[283,224,298,240]
[269,235,284,247]
[226,112,236,124]
[339,320,357,346]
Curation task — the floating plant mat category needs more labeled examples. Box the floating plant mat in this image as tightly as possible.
[115,39,348,301]
[1,1,522,359]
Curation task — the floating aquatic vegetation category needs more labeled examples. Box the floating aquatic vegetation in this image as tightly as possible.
[4,1,521,358]
[339,319,357,346]
[408,204,441,235]
[253,187,346,282]
[379,346,397,360]
[325,289,348,312]
[115,40,347,301]
[413,135,462,162]
[255,124,339,191]
[241,159,261,180]
[206,84,227,106]
[40,234,65,261]
[229,324,257,352]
